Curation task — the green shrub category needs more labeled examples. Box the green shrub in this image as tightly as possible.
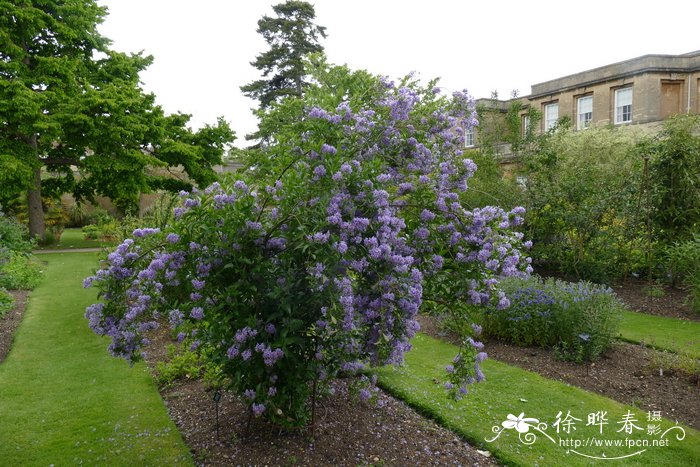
[91,207,114,226]
[0,253,43,290]
[645,114,700,244]
[40,200,69,246]
[80,211,120,241]
[523,125,646,282]
[663,235,700,312]
[67,203,90,228]
[155,344,202,388]
[663,235,700,284]
[98,221,120,240]
[155,343,224,390]
[481,276,623,362]
[0,288,13,316]
[0,214,34,254]
[67,204,109,227]
[460,150,521,209]
[101,195,180,244]
[81,224,101,240]
[141,193,180,230]
[647,348,700,381]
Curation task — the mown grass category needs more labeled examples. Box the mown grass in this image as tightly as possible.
[374,334,700,467]
[618,310,700,358]
[0,252,192,465]
[36,227,118,250]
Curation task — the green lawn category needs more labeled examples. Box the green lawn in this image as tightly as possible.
[618,310,700,358]
[4,252,697,465]
[36,227,118,250]
[374,334,700,467]
[0,252,192,465]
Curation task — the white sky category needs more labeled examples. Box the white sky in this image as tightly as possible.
[97,0,699,147]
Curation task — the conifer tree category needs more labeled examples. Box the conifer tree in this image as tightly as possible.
[241,1,326,111]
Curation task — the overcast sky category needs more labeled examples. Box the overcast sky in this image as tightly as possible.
[97,0,699,146]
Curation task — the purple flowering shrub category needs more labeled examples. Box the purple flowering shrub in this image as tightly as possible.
[481,276,623,362]
[480,282,557,347]
[85,66,531,425]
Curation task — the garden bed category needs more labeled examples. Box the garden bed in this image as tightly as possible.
[612,279,699,322]
[143,326,497,466]
[0,291,28,363]
[419,314,699,429]
[0,292,494,465]
[0,264,495,465]
[156,376,496,466]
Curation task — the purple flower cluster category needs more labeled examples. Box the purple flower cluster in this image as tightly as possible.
[132,228,160,238]
[234,327,257,343]
[442,323,488,399]
[262,347,284,366]
[251,403,266,417]
[190,307,204,320]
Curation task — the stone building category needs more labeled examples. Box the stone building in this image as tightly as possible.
[529,50,700,130]
[472,50,700,159]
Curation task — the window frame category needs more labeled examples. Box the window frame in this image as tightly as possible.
[464,125,475,148]
[543,102,559,131]
[577,94,593,130]
[522,114,530,137]
[614,86,633,124]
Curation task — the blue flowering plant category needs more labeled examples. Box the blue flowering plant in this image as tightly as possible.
[549,280,623,362]
[480,282,556,347]
[84,62,531,426]
[481,276,623,362]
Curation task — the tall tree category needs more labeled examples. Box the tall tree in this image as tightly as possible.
[0,1,234,238]
[240,1,326,111]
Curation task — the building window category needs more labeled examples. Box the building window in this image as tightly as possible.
[614,87,633,124]
[577,95,593,130]
[544,103,558,130]
[464,126,475,147]
[522,115,530,137]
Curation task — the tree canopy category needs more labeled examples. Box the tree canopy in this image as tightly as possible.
[0,0,235,237]
[240,0,326,114]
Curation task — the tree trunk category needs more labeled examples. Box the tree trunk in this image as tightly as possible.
[27,134,45,239]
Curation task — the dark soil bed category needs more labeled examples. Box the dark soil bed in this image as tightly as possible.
[418,315,700,430]
[487,340,700,427]
[0,290,29,363]
[158,376,496,466]
[143,326,497,467]
[612,279,699,322]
